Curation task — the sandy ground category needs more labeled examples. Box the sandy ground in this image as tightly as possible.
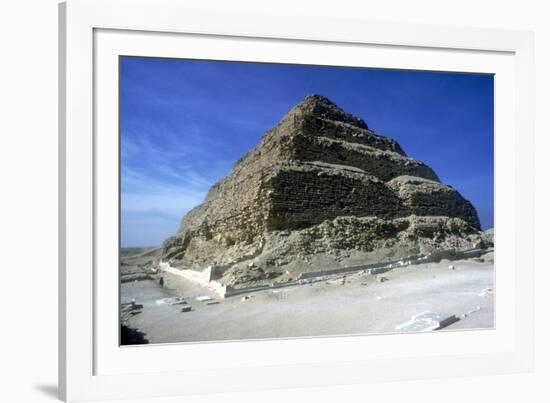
[121,258,494,344]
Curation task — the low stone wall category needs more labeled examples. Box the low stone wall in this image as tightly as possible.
[296,247,486,280]
[158,261,227,297]
[297,259,409,280]
[160,247,488,299]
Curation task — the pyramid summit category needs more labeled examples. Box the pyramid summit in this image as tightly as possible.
[293,94,370,130]
[161,95,483,285]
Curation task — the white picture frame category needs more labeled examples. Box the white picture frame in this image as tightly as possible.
[59,0,534,401]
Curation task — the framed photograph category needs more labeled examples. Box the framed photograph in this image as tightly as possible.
[59,0,534,401]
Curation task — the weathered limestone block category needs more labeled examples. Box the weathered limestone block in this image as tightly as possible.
[284,95,407,153]
[285,135,439,181]
[263,161,407,230]
[387,175,480,230]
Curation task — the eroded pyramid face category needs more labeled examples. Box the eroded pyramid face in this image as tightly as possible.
[161,95,481,271]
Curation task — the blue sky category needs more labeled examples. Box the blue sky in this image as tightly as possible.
[120,57,494,247]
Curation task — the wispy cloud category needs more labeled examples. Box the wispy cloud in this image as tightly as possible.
[122,167,207,214]
[120,123,221,246]
[120,163,210,247]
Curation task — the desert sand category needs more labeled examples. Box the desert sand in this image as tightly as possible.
[121,256,494,345]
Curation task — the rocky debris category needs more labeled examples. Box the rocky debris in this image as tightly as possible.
[461,306,481,319]
[395,311,460,332]
[478,288,493,297]
[222,264,281,286]
[481,228,494,247]
[120,301,148,345]
[216,216,482,286]
[155,296,187,306]
[121,273,154,283]
[160,94,486,286]
[121,301,143,318]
